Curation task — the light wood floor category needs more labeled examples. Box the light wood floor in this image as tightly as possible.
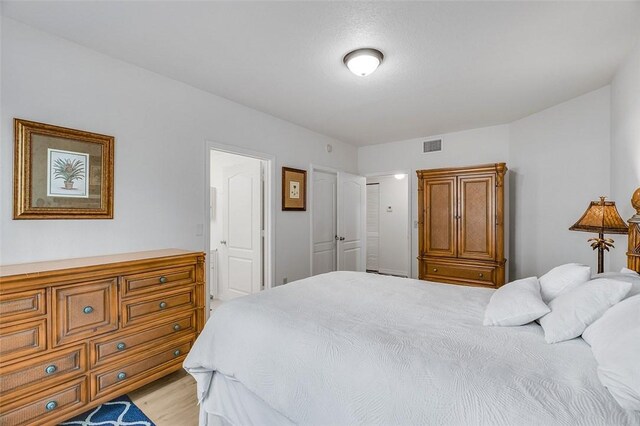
[128,369,199,426]
[128,299,224,425]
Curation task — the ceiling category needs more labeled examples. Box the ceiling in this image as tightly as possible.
[3,1,640,146]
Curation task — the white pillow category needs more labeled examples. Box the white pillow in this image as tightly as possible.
[593,270,640,299]
[539,263,591,303]
[483,277,550,326]
[582,295,640,411]
[538,278,631,344]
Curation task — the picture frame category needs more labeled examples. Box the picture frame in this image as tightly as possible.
[282,167,306,211]
[13,118,115,219]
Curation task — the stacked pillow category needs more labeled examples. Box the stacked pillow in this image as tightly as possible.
[582,294,640,411]
[483,264,639,411]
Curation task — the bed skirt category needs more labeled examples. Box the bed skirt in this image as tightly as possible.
[199,372,294,426]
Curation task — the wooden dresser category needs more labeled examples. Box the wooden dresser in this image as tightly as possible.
[417,163,507,288]
[0,249,205,426]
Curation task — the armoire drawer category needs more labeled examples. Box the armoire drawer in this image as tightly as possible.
[90,312,196,367]
[0,344,86,396]
[91,337,193,399]
[0,289,46,322]
[424,261,495,285]
[121,288,195,328]
[0,377,87,426]
[121,265,196,298]
[0,318,47,363]
[52,279,119,347]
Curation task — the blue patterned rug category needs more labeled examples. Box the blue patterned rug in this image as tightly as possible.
[59,395,155,426]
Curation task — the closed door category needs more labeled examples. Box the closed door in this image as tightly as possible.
[311,170,337,275]
[218,162,262,300]
[458,174,495,260]
[337,172,366,271]
[424,177,457,257]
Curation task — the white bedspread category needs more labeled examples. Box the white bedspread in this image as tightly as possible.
[184,271,640,425]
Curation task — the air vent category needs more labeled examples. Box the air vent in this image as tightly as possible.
[423,139,442,153]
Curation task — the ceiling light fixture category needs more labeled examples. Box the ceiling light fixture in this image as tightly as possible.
[343,48,384,77]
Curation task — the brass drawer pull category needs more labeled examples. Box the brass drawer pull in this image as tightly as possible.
[159,276,168,284]
[45,401,58,411]
[173,324,181,331]
[83,306,94,314]
[116,342,126,351]
[479,273,484,278]
[173,349,181,357]
[44,365,57,374]
[432,268,438,272]
[117,372,127,381]
[159,302,167,309]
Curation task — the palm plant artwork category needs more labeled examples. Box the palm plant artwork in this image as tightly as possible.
[52,157,85,190]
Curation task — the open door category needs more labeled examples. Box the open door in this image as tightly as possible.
[311,170,337,275]
[218,161,262,300]
[337,172,367,271]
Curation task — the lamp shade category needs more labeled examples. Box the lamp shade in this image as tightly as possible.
[569,197,628,234]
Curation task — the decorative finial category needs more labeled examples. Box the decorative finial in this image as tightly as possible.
[632,187,640,216]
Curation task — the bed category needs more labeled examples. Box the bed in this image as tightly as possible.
[184,190,640,425]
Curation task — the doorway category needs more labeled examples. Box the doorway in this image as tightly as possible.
[309,165,367,275]
[365,174,410,277]
[206,144,274,303]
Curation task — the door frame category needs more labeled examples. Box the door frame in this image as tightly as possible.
[204,141,275,308]
[363,170,412,278]
[308,164,339,276]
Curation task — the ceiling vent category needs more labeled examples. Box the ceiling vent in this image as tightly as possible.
[423,139,442,153]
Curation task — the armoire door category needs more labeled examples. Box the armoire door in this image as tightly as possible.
[457,174,496,260]
[424,177,457,257]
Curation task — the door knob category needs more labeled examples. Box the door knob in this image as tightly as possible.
[220,240,227,245]
[339,237,345,241]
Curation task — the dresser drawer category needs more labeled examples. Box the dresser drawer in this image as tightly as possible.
[52,279,118,347]
[0,344,86,395]
[424,261,496,286]
[90,312,196,367]
[91,337,192,399]
[121,265,196,298]
[0,289,46,322]
[0,318,47,363]
[122,288,195,328]
[0,377,87,426]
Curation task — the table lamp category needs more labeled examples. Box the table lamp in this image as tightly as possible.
[569,196,628,274]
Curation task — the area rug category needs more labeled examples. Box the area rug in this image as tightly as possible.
[59,395,156,426]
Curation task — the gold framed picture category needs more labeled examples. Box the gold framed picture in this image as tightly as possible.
[282,167,306,211]
[13,119,114,219]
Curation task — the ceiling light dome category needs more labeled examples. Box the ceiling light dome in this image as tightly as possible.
[343,48,384,77]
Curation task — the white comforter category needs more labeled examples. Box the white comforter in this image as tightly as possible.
[184,272,640,425]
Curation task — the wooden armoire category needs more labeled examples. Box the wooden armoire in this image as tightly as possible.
[417,163,507,288]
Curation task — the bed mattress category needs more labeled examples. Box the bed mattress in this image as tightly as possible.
[185,271,640,425]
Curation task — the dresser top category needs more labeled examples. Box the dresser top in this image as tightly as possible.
[0,249,201,279]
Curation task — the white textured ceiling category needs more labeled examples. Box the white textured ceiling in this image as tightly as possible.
[3,1,640,146]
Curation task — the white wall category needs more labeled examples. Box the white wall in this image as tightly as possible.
[359,88,613,280]
[611,41,640,272]
[509,87,611,278]
[366,175,409,276]
[0,18,358,287]
[358,125,510,278]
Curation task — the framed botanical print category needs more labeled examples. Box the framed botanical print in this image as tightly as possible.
[282,167,306,211]
[13,119,114,219]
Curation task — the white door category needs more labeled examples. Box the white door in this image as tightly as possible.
[366,183,380,271]
[312,170,337,275]
[218,161,262,300]
[337,172,367,271]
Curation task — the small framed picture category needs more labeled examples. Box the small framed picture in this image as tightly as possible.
[13,118,114,219]
[282,167,306,211]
